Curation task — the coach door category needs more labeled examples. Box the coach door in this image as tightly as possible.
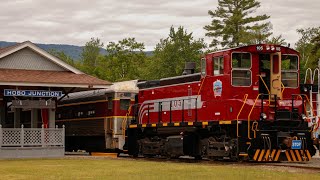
[270,52,282,99]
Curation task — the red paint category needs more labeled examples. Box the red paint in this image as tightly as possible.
[138,44,302,124]
[41,109,48,128]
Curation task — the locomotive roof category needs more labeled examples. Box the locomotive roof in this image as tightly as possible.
[138,73,201,89]
[206,44,298,55]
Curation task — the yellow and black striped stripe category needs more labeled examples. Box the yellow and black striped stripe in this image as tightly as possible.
[128,121,236,128]
[253,149,280,162]
[253,149,312,162]
[285,149,312,162]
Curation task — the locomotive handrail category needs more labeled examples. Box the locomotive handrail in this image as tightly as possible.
[313,68,319,85]
[248,94,262,139]
[281,82,285,94]
[236,94,248,137]
[122,105,133,138]
[197,76,206,95]
[258,75,271,105]
[293,94,316,119]
[304,68,313,84]
[251,121,259,138]
[301,94,316,120]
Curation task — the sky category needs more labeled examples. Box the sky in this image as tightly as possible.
[0,0,319,50]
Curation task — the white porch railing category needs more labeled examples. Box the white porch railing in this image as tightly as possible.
[0,124,65,148]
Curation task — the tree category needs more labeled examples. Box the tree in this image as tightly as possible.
[267,35,287,46]
[80,38,104,74]
[149,26,206,79]
[204,0,271,48]
[296,27,320,69]
[103,38,146,82]
[295,27,320,81]
[311,33,320,55]
[49,49,75,66]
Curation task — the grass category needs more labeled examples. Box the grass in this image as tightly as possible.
[0,157,319,180]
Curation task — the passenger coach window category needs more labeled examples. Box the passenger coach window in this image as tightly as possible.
[108,97,113,110]
[120,99,130,110]
[213,56,224,75]
[281,55,298,87]
[231,52,251,86]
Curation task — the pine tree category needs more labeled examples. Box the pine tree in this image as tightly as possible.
[150,26,206,79]
[204,0,271,48]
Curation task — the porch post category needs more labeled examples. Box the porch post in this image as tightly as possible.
[31,109,38,128]
[14,108,21,128]
[0,102,5,126]
[48,108,55,128]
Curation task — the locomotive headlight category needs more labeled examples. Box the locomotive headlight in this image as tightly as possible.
[301,114,307,120]
[304,87,308,92]
[261,113,267,120]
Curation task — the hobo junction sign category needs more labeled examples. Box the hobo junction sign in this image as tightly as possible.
[4,89,63,97]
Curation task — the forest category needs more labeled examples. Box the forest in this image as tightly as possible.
[48,0,320,82]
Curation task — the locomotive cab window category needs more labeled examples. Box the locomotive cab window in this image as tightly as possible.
[213,56,224,75]
[108,97,113,110]
[201,58,206,76]
[281,55,298,87]
[231,52,252,86]
[120,99,130,110]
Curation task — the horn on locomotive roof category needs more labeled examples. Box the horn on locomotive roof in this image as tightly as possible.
[182,62,196,75]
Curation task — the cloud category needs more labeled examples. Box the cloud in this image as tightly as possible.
[0,0,319,50]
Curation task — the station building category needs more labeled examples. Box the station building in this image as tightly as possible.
[0,41,110,158]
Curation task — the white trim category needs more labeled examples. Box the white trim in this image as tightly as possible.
[0,41,83,74]
[0,81,109,88]
[139,81,201,91]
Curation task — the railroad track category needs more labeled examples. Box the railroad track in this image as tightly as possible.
[121,155,320,171]
[65,153,320,172]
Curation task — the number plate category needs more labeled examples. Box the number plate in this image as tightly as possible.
[291,140,302,149]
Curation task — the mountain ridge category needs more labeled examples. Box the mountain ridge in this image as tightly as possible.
[0,41,152,60]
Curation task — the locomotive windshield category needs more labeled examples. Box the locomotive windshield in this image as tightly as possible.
[231,52,252,86]
[281,55,298,87]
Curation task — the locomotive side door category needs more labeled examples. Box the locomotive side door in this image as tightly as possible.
[270,52,282,99]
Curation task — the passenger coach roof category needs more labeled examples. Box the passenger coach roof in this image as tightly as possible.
[60,89,111,102]
[60,80,139,102]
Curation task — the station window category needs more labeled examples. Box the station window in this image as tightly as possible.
[231,52,252,86]
[120,99,130,110]
[201,58,206,76]
[281,55,298,87]
[108,97,113,110]
[213,56,224,75]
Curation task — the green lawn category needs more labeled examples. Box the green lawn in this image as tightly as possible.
[0,157,319,180]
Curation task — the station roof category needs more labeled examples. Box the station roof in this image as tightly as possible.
[0,41,111,89]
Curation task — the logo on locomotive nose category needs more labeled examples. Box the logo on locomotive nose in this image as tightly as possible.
[213,80,222,97]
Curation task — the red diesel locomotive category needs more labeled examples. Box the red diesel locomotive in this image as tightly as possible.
[125,44,318,161]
